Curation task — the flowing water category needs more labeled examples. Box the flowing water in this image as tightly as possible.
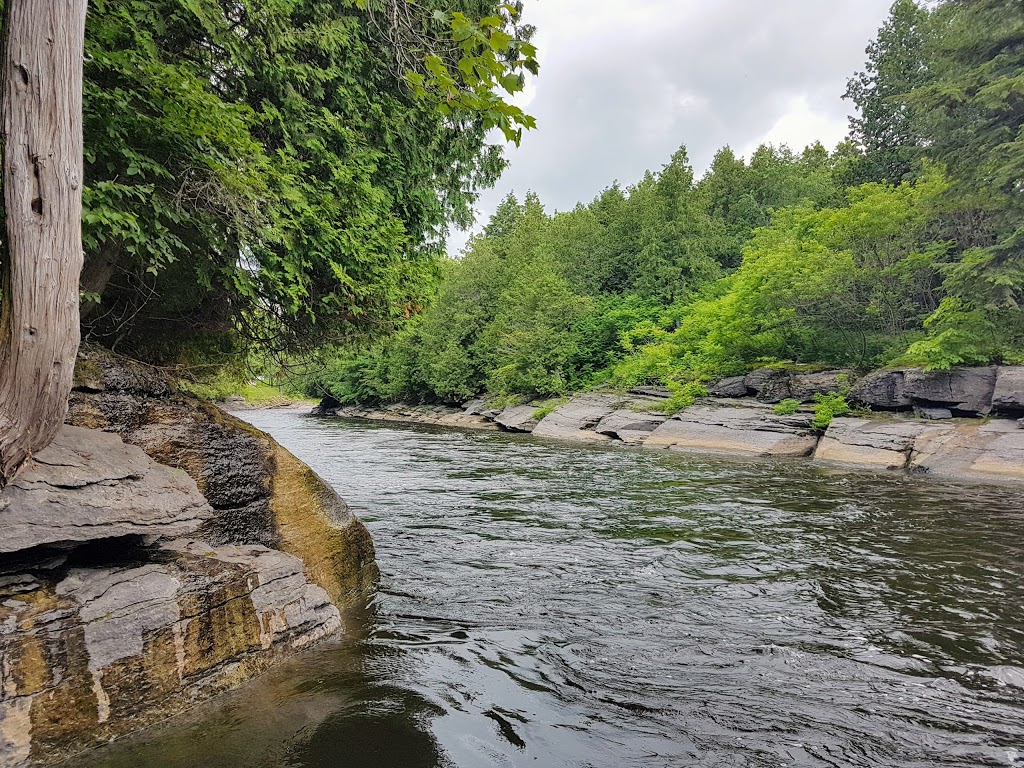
[83,410,1024,768]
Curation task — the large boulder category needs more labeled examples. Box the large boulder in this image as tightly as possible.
[66,346,376,609]
[707,376,749,398]
[902,367,997,416]
[850,367,998,415]
[0,426,211,553]
[992,366,1024,414]
[594,408,669,445]
[532,395,618,443]
[643,403,819,457]
[0,540,340,767]
[743,368,789,401]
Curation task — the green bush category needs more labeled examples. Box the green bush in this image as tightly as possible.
[811,392,851,430]
[773,399,801,415]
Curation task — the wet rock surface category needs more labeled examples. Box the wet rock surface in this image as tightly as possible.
[67,346,377,608]
[0,345,377,767]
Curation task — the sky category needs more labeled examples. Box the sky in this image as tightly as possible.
[447,0,895,253]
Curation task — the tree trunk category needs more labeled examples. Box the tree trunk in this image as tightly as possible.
[0,0,88,484]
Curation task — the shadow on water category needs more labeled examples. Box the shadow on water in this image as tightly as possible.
[81,413,1024,768]
[76,600,449,768]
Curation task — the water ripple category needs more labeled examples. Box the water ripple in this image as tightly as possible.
[83,412,1024,768]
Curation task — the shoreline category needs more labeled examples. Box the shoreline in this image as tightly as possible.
[315,391,1024,487]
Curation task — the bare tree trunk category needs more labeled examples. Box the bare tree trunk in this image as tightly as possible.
[0,0,88,484]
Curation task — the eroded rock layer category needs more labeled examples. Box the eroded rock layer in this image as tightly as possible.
[0,345,377,766]
[0,540,339,767]
[67,346,377,608]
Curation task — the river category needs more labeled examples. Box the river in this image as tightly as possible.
[82,410,1024,768]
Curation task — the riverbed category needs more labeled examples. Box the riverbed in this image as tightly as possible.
[81,410,1024,768]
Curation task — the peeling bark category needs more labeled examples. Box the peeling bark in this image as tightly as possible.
[0,0,88,484]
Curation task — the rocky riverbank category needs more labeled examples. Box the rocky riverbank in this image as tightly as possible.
[0,348,376,767]
[318,365,1024,485]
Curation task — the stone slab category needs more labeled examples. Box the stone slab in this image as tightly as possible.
[0,426,212,554]
[0,540,340,766]
[643,404,818,457]
[532,395,619,443]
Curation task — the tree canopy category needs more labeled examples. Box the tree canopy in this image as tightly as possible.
[307,0,1024,407]
[1,0,538,365]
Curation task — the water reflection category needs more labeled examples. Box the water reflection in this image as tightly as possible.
[81,413,1024,768]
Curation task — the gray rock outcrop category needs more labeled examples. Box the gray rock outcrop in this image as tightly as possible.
[0,345,378,766]
[743,368,788,401]
[643,402,819,457]
[708,376,748,398]
[0,427,211,553]
[788,371,856,402]
[852,366,1000,415]
[0,540,340,767]
[494,404,540,433]
[992,366,1024,414]
[815,415,1024,482]
[910,419,1024,482]
[325,402,496,430]
[903,367,997,415]
[914,405,953,420]
[814,418,949,469]
[594,409,669,445]
[850,369,911,410]
[68,345,377,608]
[532,396,618,442]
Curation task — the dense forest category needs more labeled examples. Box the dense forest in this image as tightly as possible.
[303,0,1024,410]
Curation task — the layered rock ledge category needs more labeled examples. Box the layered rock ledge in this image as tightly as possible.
[318,363,1024,485]
[0,347,377,767]
[0,540,339,767]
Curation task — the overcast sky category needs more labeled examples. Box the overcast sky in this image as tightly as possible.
[447,0,894,253]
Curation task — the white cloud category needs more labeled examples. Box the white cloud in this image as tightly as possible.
[740,95,851,159]
[447,0,893,254]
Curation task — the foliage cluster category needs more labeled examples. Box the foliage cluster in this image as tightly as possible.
[1,0,537,369]
[309,0,1024,407]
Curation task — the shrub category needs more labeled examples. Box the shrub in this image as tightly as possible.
[811,392,850,430]
[773,399,801,415]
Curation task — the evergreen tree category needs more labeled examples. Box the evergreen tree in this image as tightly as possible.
[844,0,930,183]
